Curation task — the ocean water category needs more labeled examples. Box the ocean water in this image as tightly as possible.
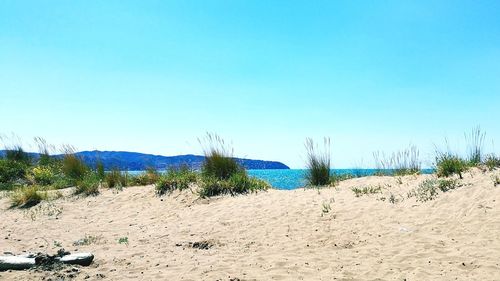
[248,169,435,190]
[129,169,433,190]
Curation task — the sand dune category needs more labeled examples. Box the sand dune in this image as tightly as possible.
[1,169,500,280]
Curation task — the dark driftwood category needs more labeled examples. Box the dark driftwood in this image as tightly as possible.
[0,252,94,271]
[0,256,36,270]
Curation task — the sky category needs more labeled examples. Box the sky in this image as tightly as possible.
[1,0,499,168]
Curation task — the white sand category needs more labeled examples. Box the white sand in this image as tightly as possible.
[1,168,500,280]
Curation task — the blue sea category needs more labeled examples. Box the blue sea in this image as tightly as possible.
[129,169,434,190]
[248,169,434,190]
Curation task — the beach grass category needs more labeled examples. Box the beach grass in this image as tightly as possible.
[199,133,243,180]
[155,166,198,195]
[74,172,100,196]
[435,152,467,179]
[465,126,485,166]
[304,137,331,186]
[10,185,48,208]
[373,145,421,176]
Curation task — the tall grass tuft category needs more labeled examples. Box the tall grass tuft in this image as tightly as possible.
[61,146,88,183]
[465,126,485,166]
[199,133,243,180]
[304,137,331,186]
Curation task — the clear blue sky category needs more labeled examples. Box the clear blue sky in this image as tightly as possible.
[1,1,499,168]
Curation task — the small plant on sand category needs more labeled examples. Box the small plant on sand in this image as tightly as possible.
[411,179,438,202]
[465,126,485,166]
[118,237,129,245]
[351,185,382,197]
[435,152,467,179]
[304,137,331,186]
[74,173,100,196]
[437,179,460,192]
[493,175,500,187]
[155,166,198,195]
[321,202,331,215]
[10,186,48,208]
[73,234,103,246]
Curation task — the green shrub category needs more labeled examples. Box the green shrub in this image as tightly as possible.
[10,186,47,208]
[304,137,331,186]
[30,166,55,186]
[62,154,88,182]
[75,173,100,196]
[199,133,243,180]
[484,154,500,171]
[4,146,31,165]
[436,153,467,179]
[494,175,500,187]
[0,159,27,184]
[198,172,269,198]
[155,167,198,195]
[437,179,459,192]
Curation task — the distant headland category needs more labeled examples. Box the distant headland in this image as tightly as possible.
[0,150,290,171]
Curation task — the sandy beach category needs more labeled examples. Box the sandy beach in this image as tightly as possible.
[1,168,499,280]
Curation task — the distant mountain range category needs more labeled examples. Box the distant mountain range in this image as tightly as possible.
[0,150,290,171]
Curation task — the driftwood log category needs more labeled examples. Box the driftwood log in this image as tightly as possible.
[0,252,94,271]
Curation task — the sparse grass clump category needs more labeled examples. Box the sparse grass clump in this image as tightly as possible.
[351,185,382,197]
[437,178,460,192]
[304,138,331,186]
[373,145,421,176]
[74,173,100,196]
[436,153,467,179]
[199,172,270,198]
[105,169,128,189]
[411,179,439,202]
[133,167,159,186]
[484,154,500,171]
[10,186,47,208]
[155,166,198,195]
[493,175,500,187]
